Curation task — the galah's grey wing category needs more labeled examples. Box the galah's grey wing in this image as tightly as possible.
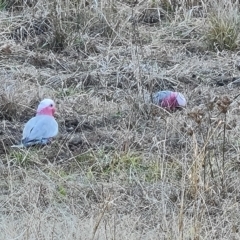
[22,115,58,146]
[153,91,172,105]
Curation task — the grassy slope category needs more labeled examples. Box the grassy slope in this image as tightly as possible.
[1,0,240,239]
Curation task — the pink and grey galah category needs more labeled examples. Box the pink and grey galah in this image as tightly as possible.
[13,99,58,147]
[153,91,186,110]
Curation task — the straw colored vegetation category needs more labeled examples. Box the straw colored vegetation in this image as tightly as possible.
[1,0,240,239]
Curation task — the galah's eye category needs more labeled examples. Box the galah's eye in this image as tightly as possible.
[50,104,53,107]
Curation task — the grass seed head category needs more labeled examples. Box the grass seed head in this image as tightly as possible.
[217,96,232,113]
[188,107,205,125]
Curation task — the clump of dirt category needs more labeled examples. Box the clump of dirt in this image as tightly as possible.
[0,98,18,121]
[0,121,20,154]
[11,18,50,42]
[6,0,38,10]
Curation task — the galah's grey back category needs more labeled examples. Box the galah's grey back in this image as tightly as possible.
[152,91,172,105]
[22,115,58,146]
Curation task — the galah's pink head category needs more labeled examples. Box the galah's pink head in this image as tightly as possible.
[36,99,56,116]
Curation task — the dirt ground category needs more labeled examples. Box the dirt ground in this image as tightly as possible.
[1,1,240,239]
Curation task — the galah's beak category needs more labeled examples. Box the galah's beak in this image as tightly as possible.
[52,107,56,115]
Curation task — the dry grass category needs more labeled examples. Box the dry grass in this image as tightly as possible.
[205,1,240,51]
[1,0,240,239]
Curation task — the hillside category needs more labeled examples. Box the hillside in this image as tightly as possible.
[1,0,240,239]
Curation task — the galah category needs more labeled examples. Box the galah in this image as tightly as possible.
[153,91,186,110]
[13,99,58,147]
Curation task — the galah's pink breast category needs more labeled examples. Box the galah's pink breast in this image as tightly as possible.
[160,92,178,109]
